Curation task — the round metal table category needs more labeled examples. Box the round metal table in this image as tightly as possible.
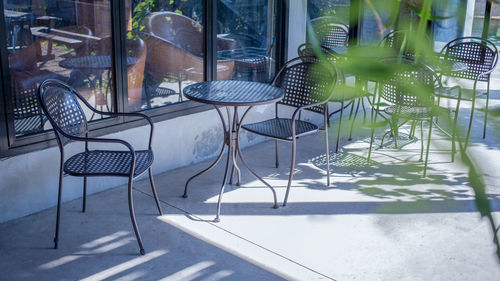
[59,55,137,70]
[183,80,285,222]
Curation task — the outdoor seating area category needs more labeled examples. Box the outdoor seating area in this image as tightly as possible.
[1,1,500,280]
[1,110,500,280]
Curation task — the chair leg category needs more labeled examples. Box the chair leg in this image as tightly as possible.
[348,98,361,141]
[409,120,416,139]
[424,117,434,177]
[361,97,367,123]
[336,101,344,153]
[392,116,399,149]
[419,121,424,162]
[82,176,87,213]
[54,166,64,249]
[275,140,279,168]
[465,96,476,150]
[324,112,330,187]
[148,168,163,216]
[368,94,381,162]
[483,81,490,139]
[451,90,461,162]
[348,99,355,120]
[283,139,297,207]
[127,177,145,255]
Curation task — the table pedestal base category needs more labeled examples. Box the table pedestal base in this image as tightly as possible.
[183,105,278,222]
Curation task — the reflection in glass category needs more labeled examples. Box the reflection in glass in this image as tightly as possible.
[126,0,204,111]
[217,0,276,83]
[4,0,114,137]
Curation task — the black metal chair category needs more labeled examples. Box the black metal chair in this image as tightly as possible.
[379,30,432,58]
[436,37,498,147]
[242,57,338,206]
[310,16,349,48]
[368,59,440,177]
[297,42,360,153]
[38,79,163,255]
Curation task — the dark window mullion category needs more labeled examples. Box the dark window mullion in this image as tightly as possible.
[111,0,127,116]
[482,0,492,39]
[0,0,14,149]
[277,0,287,68]
[349,0,361,46]
[204,0,217,81]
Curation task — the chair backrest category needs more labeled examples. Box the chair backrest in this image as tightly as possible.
[310,16,349,48]
[440,37,498,82]
[297,43,340,62]
[38,79,88,145]
[273,56,337,114]
[380,59,438,107]
[380,30,431,58]
[144,11,204,57]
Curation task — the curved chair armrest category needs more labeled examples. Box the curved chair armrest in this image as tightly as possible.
[66,135,135,154]
[291,101,328,121]
[85,109,154,149]
[286,101,328,140]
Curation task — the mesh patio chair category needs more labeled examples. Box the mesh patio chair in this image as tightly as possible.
[38,79,163,255]
[310,16,349,48]
[435,37,498,147]
[242,57,338,206]
[297,42,359,153]
[367,59,440,177]
[379,30,432,58]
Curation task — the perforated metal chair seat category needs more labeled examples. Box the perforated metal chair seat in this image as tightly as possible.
[242,118,319,141]
[64,149,154,177]
[383,105,434,120]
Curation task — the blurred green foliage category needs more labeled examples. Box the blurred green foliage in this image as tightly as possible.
[309,0,500,259]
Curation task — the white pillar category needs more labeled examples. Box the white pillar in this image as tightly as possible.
[463,0,476,37]
[287,0,308,60]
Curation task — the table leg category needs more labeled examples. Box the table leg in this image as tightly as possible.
[229,107,241,186]
[185,105,279,222]
[183,105,228,198]
[214,107,233,222]
[235,106,278,209]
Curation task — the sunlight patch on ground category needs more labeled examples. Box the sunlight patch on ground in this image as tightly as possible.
[79,250,168,281]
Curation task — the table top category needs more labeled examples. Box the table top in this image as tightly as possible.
[183,80,284,106]
[59,56,137,70]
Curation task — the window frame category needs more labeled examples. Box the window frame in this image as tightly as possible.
[0,0,286,158]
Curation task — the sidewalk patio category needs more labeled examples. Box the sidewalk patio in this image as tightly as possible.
[1,101,500,281]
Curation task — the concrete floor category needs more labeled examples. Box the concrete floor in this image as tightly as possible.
[1,101,500,281]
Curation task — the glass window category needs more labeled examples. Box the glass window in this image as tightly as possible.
[3,0,115,137]
[360,0,394,45]
[308,0,350,24]
[125,0,204,111]
[216,0,278,83]
[433,0,464,47]
[307,0,350,51]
